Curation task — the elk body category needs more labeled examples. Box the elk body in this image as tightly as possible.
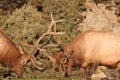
[55,30,120,80]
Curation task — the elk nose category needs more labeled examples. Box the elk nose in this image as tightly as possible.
[65,73,71,77]
[16,74,22,78]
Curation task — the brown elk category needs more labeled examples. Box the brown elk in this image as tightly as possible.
[0,30,41,78]
[0,13,64,78]
[54,30,120,80]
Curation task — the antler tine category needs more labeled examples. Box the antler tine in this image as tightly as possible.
[40,35,53,49]
[37,48,56,70]
[33,13,64,50]
[47,13,64,32]
[20,22,31,48]
[22,24,26,39]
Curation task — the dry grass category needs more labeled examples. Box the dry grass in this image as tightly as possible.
[0,63,119,80]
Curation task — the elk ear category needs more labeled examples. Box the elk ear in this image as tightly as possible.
[21,57,28,65]
[17,44,24,55]
[21,59,27,65]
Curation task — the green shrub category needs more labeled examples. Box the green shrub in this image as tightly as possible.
[2,5,47,44]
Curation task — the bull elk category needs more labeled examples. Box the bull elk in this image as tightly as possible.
[54,30,120,80]
[0,13,64,78]
[0,30,40,78]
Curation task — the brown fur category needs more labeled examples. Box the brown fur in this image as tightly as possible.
[54,30,120,80]
[53,51,65,64]
[0,31,29,78]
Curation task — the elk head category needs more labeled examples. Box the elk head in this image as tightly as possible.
[53,42,74,76]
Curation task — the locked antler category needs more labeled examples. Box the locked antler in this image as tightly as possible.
[21,13,65,70]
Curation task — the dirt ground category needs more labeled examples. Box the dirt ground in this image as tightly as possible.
[0,60,120,80]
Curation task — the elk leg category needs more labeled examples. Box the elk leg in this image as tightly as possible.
[80,67,87,80]
[86,63,99,80]
[116,63,120,80]
[115,69,119,80]
[80,62,90,80]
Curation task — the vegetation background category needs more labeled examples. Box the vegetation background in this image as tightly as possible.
[0,0,120,80]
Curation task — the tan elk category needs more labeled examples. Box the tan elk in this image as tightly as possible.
[0,13,64,78]
[53,30,120,80]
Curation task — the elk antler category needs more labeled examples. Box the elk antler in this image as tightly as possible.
[21,13,65,70]
[34,13,64,49]
[31,13,65,70]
